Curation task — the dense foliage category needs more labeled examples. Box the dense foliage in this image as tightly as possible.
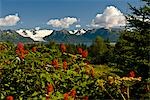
[114,0,150,78]
[0,41,147,100]
[113,0,150,98]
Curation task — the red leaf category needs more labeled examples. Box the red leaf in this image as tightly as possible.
[63,61,68,70]
[69,89,76,98]
[129,70,135,78]
[52,59,59,69]
[64,93,69,100]
[82,50,88,58]
[32,47,37,52]
[6,96,14,100]
[77,47,83,54]
[47,84,54,94]
[60,43,66,53]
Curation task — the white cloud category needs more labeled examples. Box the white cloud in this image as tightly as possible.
[75,24,81,28]
[91,6,126,29]
[0,14,20,26]
[47,17,78,28]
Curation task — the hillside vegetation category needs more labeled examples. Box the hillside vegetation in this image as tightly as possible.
[0,0,149,99]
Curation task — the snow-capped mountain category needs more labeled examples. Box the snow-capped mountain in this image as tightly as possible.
[69,29,87,35]
[0,28,121,44]
[16,29,53,41]
[16,28,87,42]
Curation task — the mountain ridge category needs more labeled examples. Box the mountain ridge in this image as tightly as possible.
[0,28,121,45]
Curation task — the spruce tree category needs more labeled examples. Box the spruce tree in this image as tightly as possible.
[114,0,150,79]
[90,36,108,64]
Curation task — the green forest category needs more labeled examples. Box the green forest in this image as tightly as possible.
[0,0,149,100]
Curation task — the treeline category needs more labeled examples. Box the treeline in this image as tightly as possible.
[21,36,112,64]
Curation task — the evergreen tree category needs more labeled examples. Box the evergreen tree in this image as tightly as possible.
[114,0,150,79]
[89,36,108,64]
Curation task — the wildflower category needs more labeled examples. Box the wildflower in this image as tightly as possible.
[82,50,88,58]
[24,50,28,54]
[77,47,83,54]
[47,84,54,94]
[70,89,76,98]
[16,49,20,55]
[32,47,37,52]
[6,96,14,100]
[51,59,59,69]
[16,42,28,60]
[60,43,66,53]
[20,54,25,60]
[64,93,69,100]
[129,70,135,78]
[17,42,24,50]
[63,60,67,70]
[83,96,88,100]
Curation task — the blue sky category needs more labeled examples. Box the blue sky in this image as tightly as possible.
[0,0,143,30]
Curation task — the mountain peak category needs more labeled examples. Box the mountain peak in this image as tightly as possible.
[16,29,53,41]
[59,29,70,34]
[68,29,87,35]
[0,28,120,44]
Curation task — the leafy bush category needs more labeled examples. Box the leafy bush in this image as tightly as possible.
[0,42,147,99]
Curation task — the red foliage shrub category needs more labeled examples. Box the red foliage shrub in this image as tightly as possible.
[129,70,135,78]
[63,89,76,100]
[17,42,24,50]
[32,47,37,52]
[63,61,68,70]
[6,96,14,100]
[60,43,66,53]
[16,42,28,60]
[51,59,59,69]
[82,50,88,58]
[47,84,54,94]
[77,47,83,54]
[69,89,76,98]
[64,93,69,100]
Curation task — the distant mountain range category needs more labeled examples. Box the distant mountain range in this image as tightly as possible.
[0,28,121,45]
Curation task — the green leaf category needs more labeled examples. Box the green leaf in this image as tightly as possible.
[32,92,39,97]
